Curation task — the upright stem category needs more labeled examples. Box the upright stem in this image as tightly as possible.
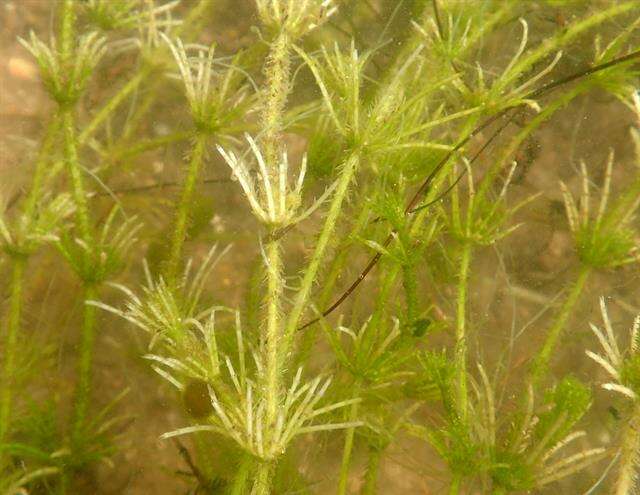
[62,110,94,250]
[165,133,207,284]
[249,24,296,494]
[261,31,291,172]
[264,239,283,432]
[78,68,150,146]
[449,474,462,495]
[23,118,61,218]
[455,242,472,421]
[361,447,382,495]
[57,0,102,447]
[337,382,361,495]
[615,402,640,495]
[530,266,591,389]
[0,258,26,455]
[284,153,360,351]
[228,454,252,495]
[252,460,274,495]
[58,0,75,67]
[250,238,283,495]
[71,283,98,443]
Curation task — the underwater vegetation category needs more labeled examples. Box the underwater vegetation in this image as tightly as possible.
[0,0,639,493]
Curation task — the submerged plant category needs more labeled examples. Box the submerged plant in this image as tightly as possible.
[2,0,640,493]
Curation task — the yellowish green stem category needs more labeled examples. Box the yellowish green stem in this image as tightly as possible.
[284,153,360,352]
[260,31,291,171]
[530,266,591,389]
[62,110,94,251]
[71,283,98,443]
[361,447,382,495]
[455,242,472,421]
[0,259,26,456]
[252,460,274,495]
[78,68,150,146]
[165,133,208,284]
[264,239,283,427]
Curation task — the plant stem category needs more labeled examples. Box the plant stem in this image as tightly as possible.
[455,242,472,422]
[58,0,75,67]
[361,447,382,495]
[284,152,360,351]
[250,237,284,494]
[57,0,104,453]
[337,382,361,495]
[71,283,98,443]
[78,67,150,145]
[0,258,26,456]
[252,460,274,495]
[23,117,61,217]
[264,239,283,434]
[614,402,640,495]
[530,266,591,389]
[165,133,207,284]
[228,454,252,495]
[62,109,94,250]
[261,31,291,171]
[449,474,462,495]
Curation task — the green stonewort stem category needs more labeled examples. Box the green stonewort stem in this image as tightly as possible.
[361,447,382,495]
[455,242,472,422]
[0,258,26,458]
[530,266,591,389]
[264,238,283,436]
[62,109,94,251]
[58,0,76,67]
[71,283,98,444]
[23,117,61,218]
[164,133,208,284]
[284,152,360,353]
[337,381,362,495]
[78,67,150,146]
[615,402,640,495]
[228,454,252,495]
[293,247,348,370]
[261,30,291,170]
[449,474,462,495]
[252,460,274,495]
[294,202,371,368]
